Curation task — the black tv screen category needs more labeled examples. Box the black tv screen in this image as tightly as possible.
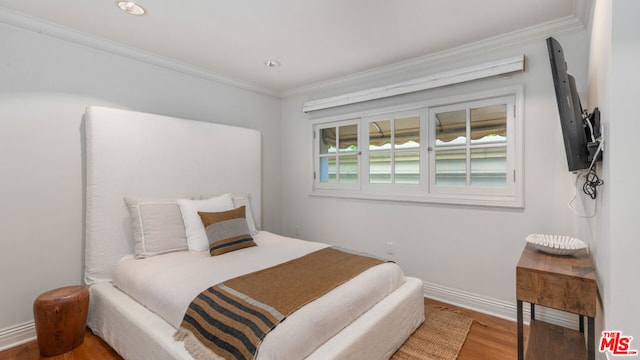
[546,37,591,172]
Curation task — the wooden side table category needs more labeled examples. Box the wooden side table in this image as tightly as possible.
[516,243,597,360]
[33,285,90,356]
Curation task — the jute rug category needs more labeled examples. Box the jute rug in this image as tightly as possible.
[391,303,474,360]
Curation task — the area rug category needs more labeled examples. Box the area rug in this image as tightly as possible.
[391,303,474,360]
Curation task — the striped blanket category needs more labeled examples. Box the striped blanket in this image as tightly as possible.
[174,247,385,360]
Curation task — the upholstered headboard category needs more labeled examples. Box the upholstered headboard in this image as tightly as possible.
[83,106,261,285]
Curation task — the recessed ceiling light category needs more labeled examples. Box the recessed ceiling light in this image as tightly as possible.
[264,60,281,68]
[116,1,146,16]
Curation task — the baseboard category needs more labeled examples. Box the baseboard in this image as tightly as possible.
[0,321,36,351]
[423,280,580,329]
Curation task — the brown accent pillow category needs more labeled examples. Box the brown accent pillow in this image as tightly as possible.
[198,206,256,256]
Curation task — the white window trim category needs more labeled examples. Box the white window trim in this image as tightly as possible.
[302,55,525,112]
[310,86,524,208]
[313,119,361,191]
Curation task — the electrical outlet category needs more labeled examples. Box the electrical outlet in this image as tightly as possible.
[386,241,395,255]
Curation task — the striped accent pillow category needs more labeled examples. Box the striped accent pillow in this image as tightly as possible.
[198,206,256,256]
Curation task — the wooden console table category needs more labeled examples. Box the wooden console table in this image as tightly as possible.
[516,243,597,360]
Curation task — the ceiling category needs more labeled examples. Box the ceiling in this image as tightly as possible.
[0,1,588,94]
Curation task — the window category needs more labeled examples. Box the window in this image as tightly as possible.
[365,110,424,186]
[430,96,515,198]
[312,88,523,207]
[315,120,360,190]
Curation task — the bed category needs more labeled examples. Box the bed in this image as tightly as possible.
[83,106,424,360]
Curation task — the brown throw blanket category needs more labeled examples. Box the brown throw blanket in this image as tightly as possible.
[174,247,385,360]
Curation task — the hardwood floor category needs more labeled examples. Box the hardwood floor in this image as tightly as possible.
[425,298,528,360]
[0,331,121,360]
[0,298,525,360]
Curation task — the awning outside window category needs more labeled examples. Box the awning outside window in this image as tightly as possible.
[436,104,507,143]
[322,116,420,150]
[321,104,506,149]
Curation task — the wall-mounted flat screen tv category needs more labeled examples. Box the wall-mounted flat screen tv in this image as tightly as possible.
[546,36,601,172]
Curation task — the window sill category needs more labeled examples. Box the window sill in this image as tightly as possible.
[309,190,523,209]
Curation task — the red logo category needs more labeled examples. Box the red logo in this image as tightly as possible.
[600,331,638,356]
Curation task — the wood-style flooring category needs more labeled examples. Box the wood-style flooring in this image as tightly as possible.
[0,298,525,360]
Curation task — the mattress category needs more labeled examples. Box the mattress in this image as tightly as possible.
[112,231,406,360]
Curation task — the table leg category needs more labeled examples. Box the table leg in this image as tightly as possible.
[530,303,535,320]
[588,316,595,360]
[517,300,523,360]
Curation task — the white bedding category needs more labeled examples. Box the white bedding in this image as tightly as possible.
[113,231,406,360]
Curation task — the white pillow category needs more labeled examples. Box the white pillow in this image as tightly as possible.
[232,195,258,235]
[124,198,188,258]
[178,193,234,252]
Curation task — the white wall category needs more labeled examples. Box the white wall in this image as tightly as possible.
[0,21,282,333]
[609,0,640,343]
[589,0,640,351]
[280,30,593,318]
[586,2,611,358]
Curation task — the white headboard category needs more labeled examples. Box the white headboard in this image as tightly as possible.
[83,106,261,285]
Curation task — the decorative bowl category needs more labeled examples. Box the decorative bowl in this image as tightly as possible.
[525,234,588,256]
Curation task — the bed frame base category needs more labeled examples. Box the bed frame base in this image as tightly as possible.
[88,277,424,360]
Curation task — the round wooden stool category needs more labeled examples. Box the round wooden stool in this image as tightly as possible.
[33,286,89,356]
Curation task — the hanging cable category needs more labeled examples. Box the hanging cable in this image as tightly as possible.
[567,139,604,217]
[582,139,604,199]
[582,167,603,199]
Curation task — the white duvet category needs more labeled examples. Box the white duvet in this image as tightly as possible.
[113,231,405,360]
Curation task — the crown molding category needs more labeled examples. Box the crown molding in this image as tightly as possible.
[1,4,592,99]
[284,14,588,98]
[574,0,595,28]
[0,7,280,98]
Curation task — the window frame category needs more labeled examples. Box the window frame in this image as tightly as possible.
[428,95,515,198]
[310,87,524,208]
[362,108,428,195]
[313,118,361,191]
